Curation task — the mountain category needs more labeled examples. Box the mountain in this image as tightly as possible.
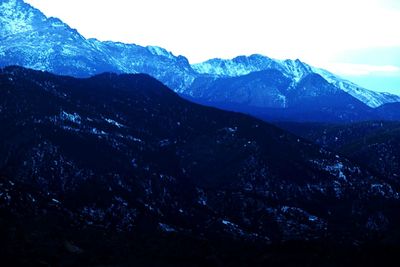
[1,0,400,123]
[376,102,400,120]
[187,56,400,122]
[185,70,376,122]
[192,55,400,108]
[1,66,400,265]
[192,56,312,83]
[310,67,400,108]
[0,0,196,90]
[187,69,292,108]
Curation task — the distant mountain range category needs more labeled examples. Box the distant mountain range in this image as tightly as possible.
[192,56,400,108]
[0,0,196,89]
[2,1,400,264]
[1,0,400,123]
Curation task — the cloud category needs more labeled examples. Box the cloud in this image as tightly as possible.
[321,63,400,76]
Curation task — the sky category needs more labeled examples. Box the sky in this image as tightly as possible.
[25,0,400,94]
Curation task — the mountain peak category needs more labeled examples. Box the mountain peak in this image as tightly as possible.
[0,0,46,36]
[232,54,272,62]
[0,0,37,18]
[192,54,277,77]
[1,0,399,110]
[146,46,175,59]
[0,0,194,89]
[0,0,21,6]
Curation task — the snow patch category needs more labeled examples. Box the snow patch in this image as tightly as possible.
[104,118,125,128]
[147,46,174,59]
[324,162,347,181]
[159,223,176,233]
[60,111,81,124]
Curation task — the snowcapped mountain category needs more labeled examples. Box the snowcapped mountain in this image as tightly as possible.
[310,67,400,108]
[186,70,375,123]
[192,55,312,83]
[191,54,281,77]
[192,55,400,108]
[0,0,196,90]
[1,0,399,122]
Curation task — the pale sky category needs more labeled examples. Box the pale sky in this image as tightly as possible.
[25,0,400,94]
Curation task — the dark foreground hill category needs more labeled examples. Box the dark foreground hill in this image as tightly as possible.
[1,66,400,266]
[278,121,400,191]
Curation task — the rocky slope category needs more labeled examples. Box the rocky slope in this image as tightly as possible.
[192,55,400,108]
[0,0,196,90]
[277,121,400,190]
[1,0,399,122]
[185,70,378,122]
[1,66,399,249]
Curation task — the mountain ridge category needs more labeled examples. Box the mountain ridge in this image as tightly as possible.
[1,0,399,113]
[0,0,196,90]
[1,65,399,246]
[192,55,400,107]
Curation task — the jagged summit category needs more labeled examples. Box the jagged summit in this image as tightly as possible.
[0,0,196,89]
[0,0,399,116]
[193,55,400,107]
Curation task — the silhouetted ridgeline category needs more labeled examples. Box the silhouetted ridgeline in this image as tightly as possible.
[1,66,400,265]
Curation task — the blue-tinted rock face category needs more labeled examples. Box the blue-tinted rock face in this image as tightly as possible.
[1,0,400,125]
[192,56,400,108]
[0,0,196,90]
